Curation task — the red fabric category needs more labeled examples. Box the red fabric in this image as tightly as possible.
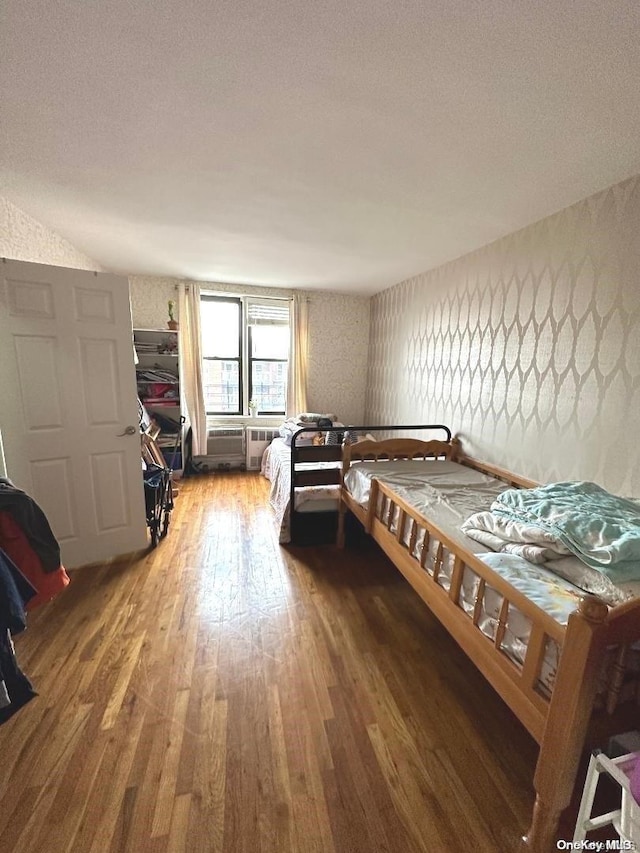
[0,512,69,610]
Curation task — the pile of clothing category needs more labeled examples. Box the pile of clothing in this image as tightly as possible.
[0,478,69,724]
[462,481,640,580]
[0,478,69,607]
[461,480,640,604]
[279,413,338,446]
[279,413,357,447]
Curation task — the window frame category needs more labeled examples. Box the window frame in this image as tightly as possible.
[201,293,289,417]
[201,295,244,416]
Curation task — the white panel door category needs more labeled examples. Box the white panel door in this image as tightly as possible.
[0,260,148,568]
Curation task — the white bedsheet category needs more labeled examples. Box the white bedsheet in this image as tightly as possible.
[344,459,508,551]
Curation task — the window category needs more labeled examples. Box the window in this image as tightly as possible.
[201,294,290,415]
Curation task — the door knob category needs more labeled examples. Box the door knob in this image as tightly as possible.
[117,425,137,436]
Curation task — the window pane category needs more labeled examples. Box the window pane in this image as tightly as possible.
[203,359,240,412]
[201,300,240,358]
[251,361,287,412]
[251,325,289,359]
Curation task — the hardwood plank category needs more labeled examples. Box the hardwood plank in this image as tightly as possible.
[367,722,451,851]
[265,685,296,853]
[37,732,110,853]
[100,632,147,730]
[0,787,43,853]
[187,697,227,853]
[166,793,191,853]
[323,684,416,853]
[151,688,191,837]
[86,705,147,852]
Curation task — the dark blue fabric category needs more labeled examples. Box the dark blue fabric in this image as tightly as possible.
[0,629,37,725]
[0,549,37,634]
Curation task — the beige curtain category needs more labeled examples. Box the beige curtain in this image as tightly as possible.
[286,293,308,417]
[178,282,208,456]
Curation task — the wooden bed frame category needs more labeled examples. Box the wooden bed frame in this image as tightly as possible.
[336,435,640,851]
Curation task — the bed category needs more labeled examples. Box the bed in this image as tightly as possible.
[337,432,640,852]
[261,423,451,545]
[261,427,342,544]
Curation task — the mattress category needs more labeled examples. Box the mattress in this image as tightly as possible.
[344,459,508,551]
[344,458,640,695]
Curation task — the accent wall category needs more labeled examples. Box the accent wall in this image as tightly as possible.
[366,174,640,495]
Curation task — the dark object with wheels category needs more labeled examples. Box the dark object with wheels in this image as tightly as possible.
[140,408,183,547]
[143,463,173,548]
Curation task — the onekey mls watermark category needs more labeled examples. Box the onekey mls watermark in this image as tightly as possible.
[556,841,636,851]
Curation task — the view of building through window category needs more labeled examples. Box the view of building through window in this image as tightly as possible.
[249,324,288,413]
[202,359,240,413]
[200,295,289,414]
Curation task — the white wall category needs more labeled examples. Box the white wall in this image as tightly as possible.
[129,276,370,425]
[366,174,640,495]
[306,292,370,426]
[0,195,370,424]
[0,197,103,270]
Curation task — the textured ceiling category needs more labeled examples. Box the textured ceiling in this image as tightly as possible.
[1,0,640,294]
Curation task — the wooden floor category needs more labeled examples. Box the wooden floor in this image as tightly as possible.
[0,472,541,852]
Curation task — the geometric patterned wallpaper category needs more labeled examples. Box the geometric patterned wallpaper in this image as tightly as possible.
[367,174,640,496]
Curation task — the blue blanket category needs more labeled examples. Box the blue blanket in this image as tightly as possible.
[492,481,640,581]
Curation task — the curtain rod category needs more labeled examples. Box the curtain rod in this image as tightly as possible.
[174,283,309,301]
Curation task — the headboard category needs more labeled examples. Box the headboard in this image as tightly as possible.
[343,437,457,473]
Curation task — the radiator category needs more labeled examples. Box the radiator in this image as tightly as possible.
[197,427,246,470]
[246,428,280,470]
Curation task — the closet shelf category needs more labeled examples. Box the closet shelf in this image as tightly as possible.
[134,326,184,475]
